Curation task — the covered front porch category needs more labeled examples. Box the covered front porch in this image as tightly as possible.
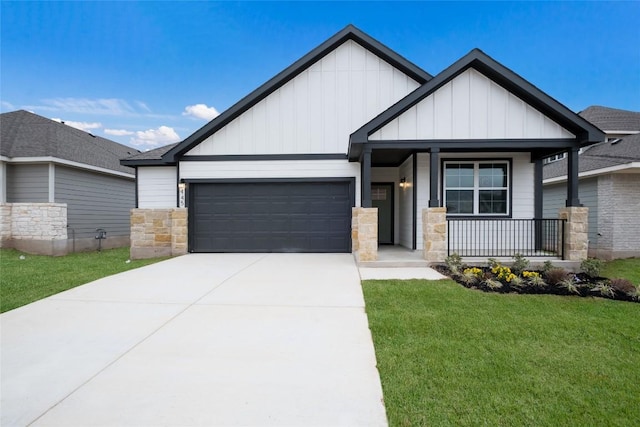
[348,50,603,264]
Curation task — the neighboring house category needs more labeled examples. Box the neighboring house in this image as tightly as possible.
[544,106,640,259]
[123,25,603,261]
[0,110,138,255]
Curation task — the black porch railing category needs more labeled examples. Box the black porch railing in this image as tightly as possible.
[447,218,565,258]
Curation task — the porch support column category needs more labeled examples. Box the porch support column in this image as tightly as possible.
[566,147,581,206]
[429,148,440,207]
[361,147,372,208]
[534,157,543,250]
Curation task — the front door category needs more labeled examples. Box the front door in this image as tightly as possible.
[372,183,394,245]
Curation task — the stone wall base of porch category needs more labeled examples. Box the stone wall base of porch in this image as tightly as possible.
[422,207,447,263]
[352,207,378,262]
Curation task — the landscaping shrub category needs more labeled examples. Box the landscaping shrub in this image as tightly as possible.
[511,253,530,275]
[544,268,570,285]
[444,253,465,275]
[610,278,636,295]
[581,258,605,277]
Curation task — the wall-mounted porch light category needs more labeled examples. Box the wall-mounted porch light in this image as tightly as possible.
[399,177,407,188]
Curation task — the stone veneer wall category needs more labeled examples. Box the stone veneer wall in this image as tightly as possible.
[0,203,68,255]
[559,206,589,261]
[130,208,188,259]
[422,207,447,263]
[352,207,378,262]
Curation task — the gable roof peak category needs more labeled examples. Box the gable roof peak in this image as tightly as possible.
[158,25,432,164]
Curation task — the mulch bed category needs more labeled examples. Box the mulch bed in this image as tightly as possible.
[434,265,639,303]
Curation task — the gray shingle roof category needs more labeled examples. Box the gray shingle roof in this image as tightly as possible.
[123,143,177,161]
[0,110,138,175]
[543,133,640,180]
[579,106,640,132]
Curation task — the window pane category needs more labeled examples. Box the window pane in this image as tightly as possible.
[479,164,507,187]
[446,190,474,214]
[445,164,474,187]
[479,190,507,214]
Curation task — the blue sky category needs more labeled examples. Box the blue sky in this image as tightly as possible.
[2,1,639,151]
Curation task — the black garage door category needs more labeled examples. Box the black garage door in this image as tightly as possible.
[189,180,354,253]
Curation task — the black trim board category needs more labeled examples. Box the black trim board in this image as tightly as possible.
[180,154,347,162]
[348,49,605,161]
[134,168,139,208]
[182,177,356,185]
[412,154,417,250]
[162,25,431,163]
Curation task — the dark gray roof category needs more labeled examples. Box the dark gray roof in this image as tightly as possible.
[121,143,177,166]
[1,110,138,175]
[543,133,640,180]
[579,106,640,133]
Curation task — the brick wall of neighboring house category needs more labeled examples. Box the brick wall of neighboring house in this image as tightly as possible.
[0,203,69,256]
[610,174,640,259]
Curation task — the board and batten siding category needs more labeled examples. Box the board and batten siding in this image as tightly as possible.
[398,156,414,248]
[55,166,135,238]
[6,164,49,203]
[370,68,575,141]
[543,178,598,252]
[137,166,177,208]
[180,160,361,205]
[186,40,421,156]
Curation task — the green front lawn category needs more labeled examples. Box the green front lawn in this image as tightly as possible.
[0,248,168,313]
[363,279,640,426]
[602,258,640,285]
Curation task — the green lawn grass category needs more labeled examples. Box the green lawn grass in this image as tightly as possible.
[363,279,640,427]
[602,258,640,285]
[0,248,168,313]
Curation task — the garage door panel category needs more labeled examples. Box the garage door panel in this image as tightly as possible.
[190,181,353,253]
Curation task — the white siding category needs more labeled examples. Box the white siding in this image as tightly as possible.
[414,153,430,250]
[398,156,413,248]
[371,68,575,141]
[137,166,177,208]
[371,167,400,244]
[187,40,420,156]
[180,160,361,206]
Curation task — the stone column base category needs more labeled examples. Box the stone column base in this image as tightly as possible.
[130,208,188,259]
[422,207,447,263]
[352,207,378,262]
[559,206,589,261]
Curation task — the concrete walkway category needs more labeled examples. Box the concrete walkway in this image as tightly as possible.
[1,254,387,427]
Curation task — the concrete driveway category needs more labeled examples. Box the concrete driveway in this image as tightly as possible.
[1,253,387,426]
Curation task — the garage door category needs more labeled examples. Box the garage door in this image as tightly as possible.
[189,180,354,253]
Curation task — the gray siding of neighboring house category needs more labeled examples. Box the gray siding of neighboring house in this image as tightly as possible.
[543,177,599,254]
[6,164,49,202]
[609,174,640,258]
[55,166,135,239]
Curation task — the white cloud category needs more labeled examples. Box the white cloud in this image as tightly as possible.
[183,103,220,121]
[104,128,135,136]
[52,118,102,132]
[40,98,136,116]
[130,126,181,147]
[1,100,15,111]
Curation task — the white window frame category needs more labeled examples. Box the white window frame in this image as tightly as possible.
[443,160,510,217]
